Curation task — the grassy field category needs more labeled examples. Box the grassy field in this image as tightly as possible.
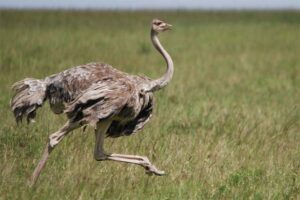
[0,10,299,199]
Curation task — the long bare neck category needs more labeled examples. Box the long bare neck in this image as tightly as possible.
[143,29,174,93]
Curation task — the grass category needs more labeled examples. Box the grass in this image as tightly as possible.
[0,10,299,199]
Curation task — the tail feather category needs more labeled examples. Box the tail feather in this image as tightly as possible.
[10,78,47,123]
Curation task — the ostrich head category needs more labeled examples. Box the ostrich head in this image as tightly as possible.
[151,19,172,33]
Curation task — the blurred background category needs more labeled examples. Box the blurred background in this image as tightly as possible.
[0,1,299,200]
[1,0,300,10]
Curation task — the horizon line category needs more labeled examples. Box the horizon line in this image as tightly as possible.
[1,7,300,11]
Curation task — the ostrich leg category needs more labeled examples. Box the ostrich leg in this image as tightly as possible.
[107,154,165,175]
[94,120,111,161]
[94,121,165,176]
[30,121,80,186]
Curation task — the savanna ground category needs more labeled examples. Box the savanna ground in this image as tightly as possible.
[0,10,299,199]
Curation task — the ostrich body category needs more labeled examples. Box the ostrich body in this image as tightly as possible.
[10,19,173,186]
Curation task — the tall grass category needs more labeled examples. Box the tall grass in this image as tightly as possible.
[0,10,299,199]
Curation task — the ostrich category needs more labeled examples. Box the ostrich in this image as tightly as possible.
[10,19,173,186]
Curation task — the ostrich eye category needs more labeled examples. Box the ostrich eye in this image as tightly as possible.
[156,22,162,25]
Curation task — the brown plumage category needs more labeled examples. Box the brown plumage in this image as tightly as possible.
[10,19,173,186]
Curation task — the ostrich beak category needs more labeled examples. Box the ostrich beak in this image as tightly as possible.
[165,23,172,30]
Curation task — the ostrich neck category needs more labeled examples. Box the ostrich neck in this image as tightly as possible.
[143,29,174,93]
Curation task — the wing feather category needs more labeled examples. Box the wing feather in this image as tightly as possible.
[64,79,135,124]
[107,93,154,137]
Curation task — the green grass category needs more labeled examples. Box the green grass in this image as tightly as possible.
[0,10,299,199]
